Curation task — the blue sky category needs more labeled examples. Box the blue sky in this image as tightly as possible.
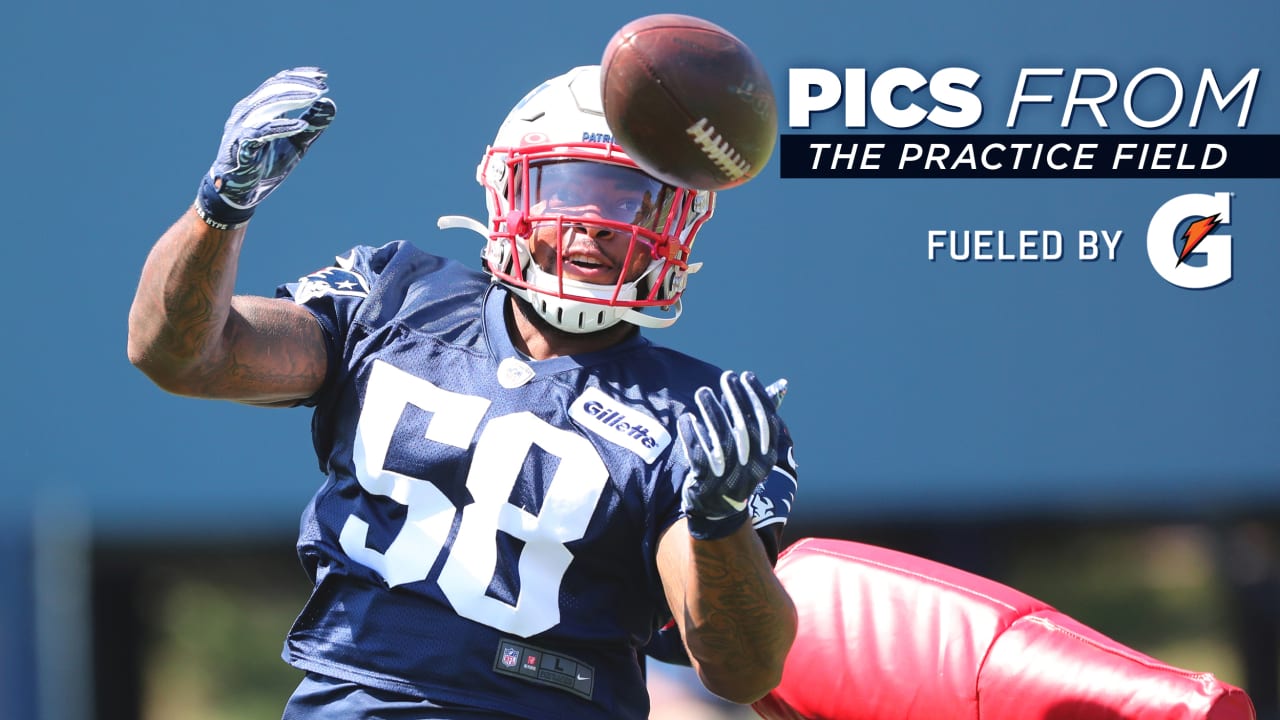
[4,0,1277,535]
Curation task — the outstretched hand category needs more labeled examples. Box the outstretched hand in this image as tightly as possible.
[195,67,336,230]
[678,370,784,540]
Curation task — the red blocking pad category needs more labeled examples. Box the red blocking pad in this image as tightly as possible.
[752,537,1254,720]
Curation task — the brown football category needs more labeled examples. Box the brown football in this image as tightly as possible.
[600,14,777,191]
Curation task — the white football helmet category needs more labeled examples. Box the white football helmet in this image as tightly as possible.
[438,65,715,333]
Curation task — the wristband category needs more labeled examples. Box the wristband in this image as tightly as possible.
[194,175,254,231]
[684,506,749,541]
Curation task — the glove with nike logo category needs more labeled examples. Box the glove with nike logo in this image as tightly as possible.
[678,370,784,541]
[194,67,336,230]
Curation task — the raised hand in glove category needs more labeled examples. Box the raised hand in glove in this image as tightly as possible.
[194,67,335,230]
[678,371,785,541]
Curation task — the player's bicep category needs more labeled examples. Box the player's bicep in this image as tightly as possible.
[208,295,328,404]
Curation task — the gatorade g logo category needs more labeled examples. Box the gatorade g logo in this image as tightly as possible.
[1146,192,1232,289]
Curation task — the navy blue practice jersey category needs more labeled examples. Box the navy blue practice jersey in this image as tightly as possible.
[275,241,797,720]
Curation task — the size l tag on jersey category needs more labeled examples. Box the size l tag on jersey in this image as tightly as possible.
[494,638,594,700]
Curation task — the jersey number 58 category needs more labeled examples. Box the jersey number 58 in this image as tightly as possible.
[341,360,608,637]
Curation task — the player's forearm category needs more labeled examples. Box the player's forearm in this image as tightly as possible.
[127,206,245,392]
[674,521,797,704]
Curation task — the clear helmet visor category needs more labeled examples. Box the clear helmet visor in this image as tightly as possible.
[519,160,679,236]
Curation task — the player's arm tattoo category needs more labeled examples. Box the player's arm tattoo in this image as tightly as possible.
[682,537,785,654]
[657,519,797,704]
[128,206,326,403]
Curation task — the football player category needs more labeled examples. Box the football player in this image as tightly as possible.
[127,65,798,720]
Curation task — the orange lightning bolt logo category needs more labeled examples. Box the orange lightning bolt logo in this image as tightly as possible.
[1176,214,1221,267]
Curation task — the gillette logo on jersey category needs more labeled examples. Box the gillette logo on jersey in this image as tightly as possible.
[569,388,671,463]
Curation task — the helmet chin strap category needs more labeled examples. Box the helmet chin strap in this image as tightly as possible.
[620,302,682,329]
[437,215,489,236]
[436,214,687,331]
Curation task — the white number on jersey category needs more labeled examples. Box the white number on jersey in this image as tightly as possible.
[340,360,608,637]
